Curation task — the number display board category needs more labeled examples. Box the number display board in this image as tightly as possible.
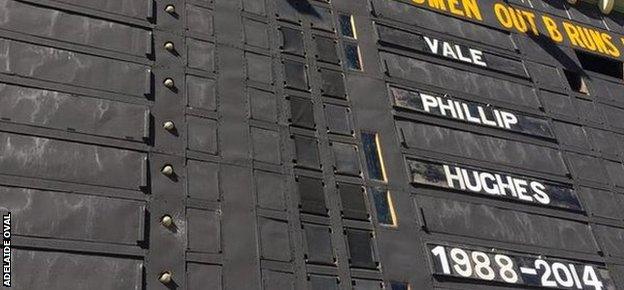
[407,158,583,211]
[390,86,554,138]
[428,243,616,290]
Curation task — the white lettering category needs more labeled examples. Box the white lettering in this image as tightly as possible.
[513,179,533,202]
[432,163,567,208]
[423,36,488,67]
[437,164,565,207]
[455,45,472,62]
[501,111,518,129]
[470,49,487,67]
[437,97,458,118]
[2,213,9,288]
[478,106,498,126]
[463,103,482,123]
[462,169,483,192]
[424,36,439,53]
[442,42,458,59]
[444,165,466,190]
[421,93,439,113]
[416,93,527,134]
[496,175,517,197]
[530,182,551,204]
[454,101,465,119]
[480,172,500,195]
[493,110,504,127]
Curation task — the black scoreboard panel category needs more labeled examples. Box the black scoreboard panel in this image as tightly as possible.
[1,0,624,289]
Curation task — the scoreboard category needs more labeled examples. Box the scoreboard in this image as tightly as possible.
[0,0,624,289]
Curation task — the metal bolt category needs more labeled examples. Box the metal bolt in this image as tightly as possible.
[161,165,174,176]
[163,121,175,131]
[161,215,174,227]
[164,42,175,52]
[163,78,175,88]
[164,5,176,14]
[158,271,172,284]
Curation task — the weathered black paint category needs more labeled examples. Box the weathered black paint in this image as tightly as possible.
[0,0,623,289]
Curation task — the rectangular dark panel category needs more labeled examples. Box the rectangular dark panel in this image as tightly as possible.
[258,217,291,262]
[289,96,315,129]
[319,69,346,99]
[371,0,515,50]
[0,0,151,56]
[262,269,294,290]
[591,78,624,107]
[540,90,577,119]
[0,83,148,141]
[0,132,146,189]
[587,127,624,157]
[331,142,361,176]
[283,60,309,91]
[187,39,216,72]
[397,120,568,176]
[50,0,149,19]
[418,196,599,253]
[303,223,335,265]
[552,121,591,150]
[297,176,327,215]
[601,104,624,132]
[390,86,553,138]
[324,103,353,136]
[338,182,369,220]
[187,75,217,111]
[526,61,567,92]
[427,243,615,289]
[309,275,339,290]
[515,34,580,68]
[244,18,269,49]
[251,127,280,164]
[576,99,605,125]
[187,116,218,154]
[595,225,624,259]
[187,160,219,201]
[275,0,299,22]
[381,52,539,109]
[605,160,624,188]
[187,208,221,254]
[579,187,624,220]
[243,0,266,15]
[566,153,610,184]
[249,88,276,123]
[314,35,339,64]
[353,279,382,290]
[279,27,304,56]
[0,39,150,98]
[346,229,377,269]
[407,158,582,211]
[1,186,144,244]
[13,249,143,290]
[187,4,214,36]
[293,134,321,170]
[188,263,222,290]
[308,5,334,32]
[255,170,285,211]
[246,52,273,84]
